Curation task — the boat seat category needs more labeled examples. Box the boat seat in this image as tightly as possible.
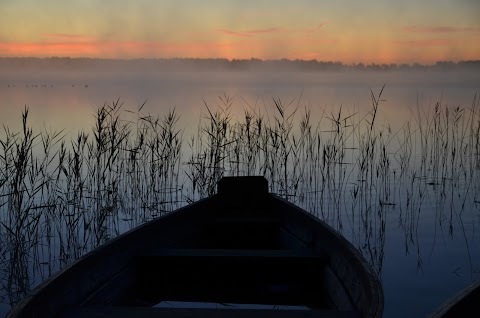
[140,247,325,258]
[129,248,330,308]
[60,306,360,318]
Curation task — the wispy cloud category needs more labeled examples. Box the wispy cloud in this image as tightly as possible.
[402,25,480,33]
[218,23,327,37]
[393,39,453,46]
[217,27,283,37]
[302,23,328,33]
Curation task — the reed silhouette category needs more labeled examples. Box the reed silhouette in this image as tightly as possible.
[0,89,479,312]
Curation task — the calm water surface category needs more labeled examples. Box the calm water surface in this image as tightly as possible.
[1,70,478,133]
[0,69,479,317]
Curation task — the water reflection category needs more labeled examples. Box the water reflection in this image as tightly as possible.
[0,78,479,317]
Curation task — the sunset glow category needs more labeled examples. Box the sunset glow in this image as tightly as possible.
[1,0,479,64]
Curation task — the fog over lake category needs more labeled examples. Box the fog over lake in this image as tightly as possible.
[1,62,480,318]
[1,65,479,136]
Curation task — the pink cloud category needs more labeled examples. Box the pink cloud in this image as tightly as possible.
[402,26,480,33]
[0,39,243,58]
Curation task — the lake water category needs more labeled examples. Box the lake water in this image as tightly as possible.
[0,68,479,317]
[2,69,478,134]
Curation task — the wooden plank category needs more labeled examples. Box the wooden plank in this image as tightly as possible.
[60,306,360,318]
[132,248,330,308]
[142,248,322,258]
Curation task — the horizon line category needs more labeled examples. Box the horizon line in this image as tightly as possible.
[1,56,480,66]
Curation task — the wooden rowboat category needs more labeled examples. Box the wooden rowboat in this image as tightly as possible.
[428,281,480,318]
[7,176,383,318]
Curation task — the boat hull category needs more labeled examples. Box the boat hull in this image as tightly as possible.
[428,281,480,318]
[7,176,383,318]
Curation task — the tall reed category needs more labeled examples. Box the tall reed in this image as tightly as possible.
[1,89,479,306]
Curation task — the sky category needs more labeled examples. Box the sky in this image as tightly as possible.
[1,0,479,64]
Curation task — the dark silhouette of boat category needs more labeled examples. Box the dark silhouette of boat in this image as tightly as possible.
[7,176,383,318]
[428,281,480,318]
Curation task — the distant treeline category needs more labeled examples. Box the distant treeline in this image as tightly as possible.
[1,57,479,72]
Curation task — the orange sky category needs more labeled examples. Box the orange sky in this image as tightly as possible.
[1,0,479,64]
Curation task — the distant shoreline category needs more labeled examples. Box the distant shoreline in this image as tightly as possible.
[1,57,479,73]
